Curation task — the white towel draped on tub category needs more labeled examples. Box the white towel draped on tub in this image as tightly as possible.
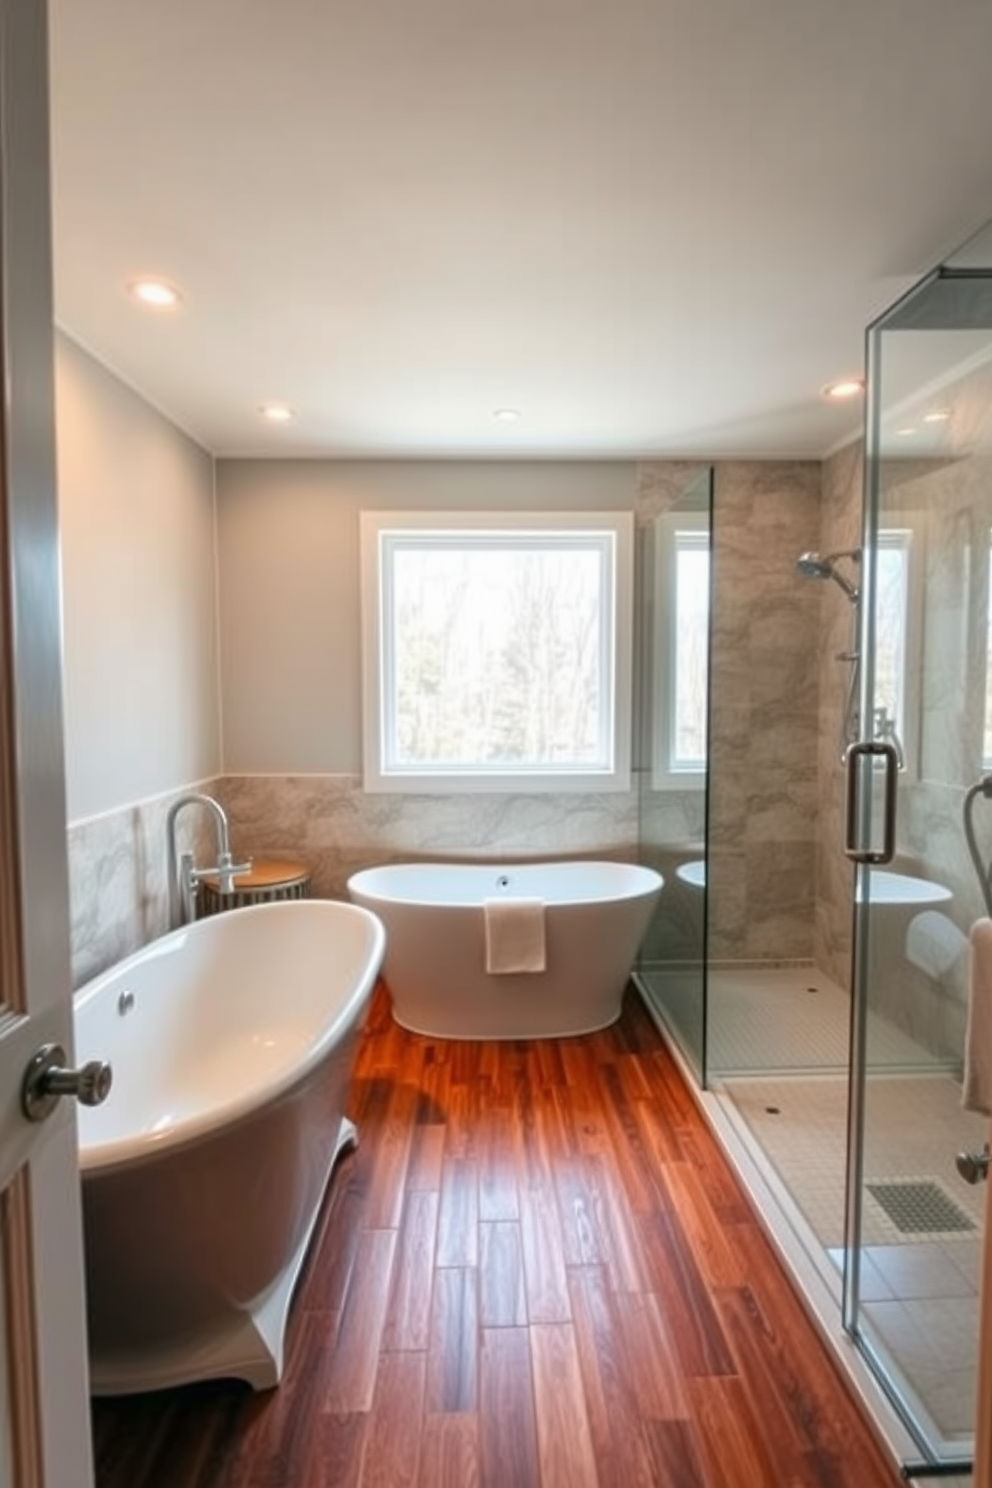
[484,898,547,974]
[964,918,992,1115]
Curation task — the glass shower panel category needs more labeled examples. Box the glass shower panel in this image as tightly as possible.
[634,468,712,1083]
[848,255,992,1468]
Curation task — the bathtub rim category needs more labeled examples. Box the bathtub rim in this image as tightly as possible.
[347,858,663,909]
[74,899,384,1178]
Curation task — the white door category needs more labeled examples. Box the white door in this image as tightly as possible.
[0,0,95,1484]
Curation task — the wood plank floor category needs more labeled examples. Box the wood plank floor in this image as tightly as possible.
[90,985,902,1488]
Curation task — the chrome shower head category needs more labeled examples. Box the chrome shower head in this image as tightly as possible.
[795,548,861,603]
[796,552,833,580]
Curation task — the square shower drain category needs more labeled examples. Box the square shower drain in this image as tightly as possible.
[865,1179,975,1235]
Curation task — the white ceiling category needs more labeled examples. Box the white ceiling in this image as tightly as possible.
[47,0,992,461]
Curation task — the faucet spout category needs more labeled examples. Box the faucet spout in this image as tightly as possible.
[166,792,240,928]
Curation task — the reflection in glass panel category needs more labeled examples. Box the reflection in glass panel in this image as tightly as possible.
[634,469,711,1083]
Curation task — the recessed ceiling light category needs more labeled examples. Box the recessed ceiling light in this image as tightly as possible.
[128,277,182,309]
[922,408,951,423]
[493,407,522,423]
[896,426,916,437]
[823,378,864,400]
[258,402,295,423]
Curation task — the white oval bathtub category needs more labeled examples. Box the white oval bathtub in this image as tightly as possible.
[347,860,662,1039]
[73,898,384,1395]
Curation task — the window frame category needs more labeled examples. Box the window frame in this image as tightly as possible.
[360,509,633,793]
[651,510,710,791]
[873,520,922,780]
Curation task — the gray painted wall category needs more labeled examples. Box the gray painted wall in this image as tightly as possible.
[214,458,636,774]
[56,331,221,821]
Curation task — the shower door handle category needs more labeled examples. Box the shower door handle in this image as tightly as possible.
[844,740,898,864]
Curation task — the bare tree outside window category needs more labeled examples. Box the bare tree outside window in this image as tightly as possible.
[361,512,631,791]
[673,539,709,767]
[874,534,909,739]
[379,532,618,775]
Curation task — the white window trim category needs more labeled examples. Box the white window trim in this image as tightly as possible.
[360,510,633,793]
[651,511,709,791]
[874,518,922,781]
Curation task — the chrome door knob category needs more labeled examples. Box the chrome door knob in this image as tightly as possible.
[21,1042,113,1123]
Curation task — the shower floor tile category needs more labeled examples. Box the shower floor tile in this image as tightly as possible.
[719,1067,986,1447]
[722,1072,986,1247]
[707,965,928,1073]
[640,963,929,1074]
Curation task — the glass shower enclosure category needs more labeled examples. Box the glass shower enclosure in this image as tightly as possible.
[844,216,992,1472]
[633,218,992,1475]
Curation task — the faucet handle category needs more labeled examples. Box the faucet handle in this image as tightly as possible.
[215,853,253,894]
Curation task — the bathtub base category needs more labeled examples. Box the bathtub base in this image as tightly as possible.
[88,1117,359,1396]
[389,998,626,1041]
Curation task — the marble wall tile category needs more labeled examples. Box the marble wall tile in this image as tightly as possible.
[215,774,640,900]
[635,462,710,524]
[707,460,822,964]
[67,779,223,989]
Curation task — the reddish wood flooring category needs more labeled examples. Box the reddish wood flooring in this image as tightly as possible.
[90,985,901,1487]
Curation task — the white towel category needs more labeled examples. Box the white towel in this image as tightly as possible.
[963,918,992,1115]
[484,898,546,974]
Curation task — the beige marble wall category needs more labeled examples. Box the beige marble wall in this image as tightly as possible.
[67,780,224,988]
[706,461,822,964]
[214,775,639,900]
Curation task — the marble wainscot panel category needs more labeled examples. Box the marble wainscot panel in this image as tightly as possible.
[216,775,640,899]
[67,779,225,989]
[707,461,822,965]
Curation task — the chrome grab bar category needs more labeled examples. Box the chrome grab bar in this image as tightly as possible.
[844,740,898,864]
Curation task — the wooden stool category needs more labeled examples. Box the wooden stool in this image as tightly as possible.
[198,857,312,916]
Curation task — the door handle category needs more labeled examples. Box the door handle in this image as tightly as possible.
[21,1042,113,1123]
[844,740,898,864]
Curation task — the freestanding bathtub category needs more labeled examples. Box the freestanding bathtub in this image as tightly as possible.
[73,898,384,1395]
[347,860,662,1039]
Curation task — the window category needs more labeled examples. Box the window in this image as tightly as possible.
[652,512,710,788]
[360,511,633,792]
[874,528,911,752]
[872,524,923,775]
